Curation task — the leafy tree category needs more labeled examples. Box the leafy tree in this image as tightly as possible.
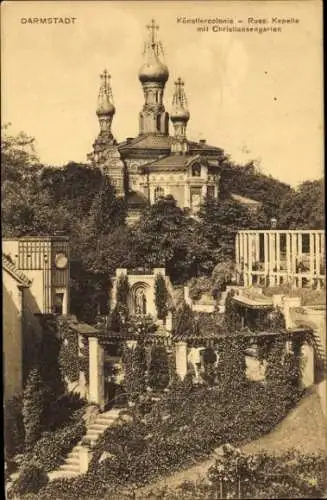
[199,197,260,261]
[219,158,292,220]
[22,369,46,451]
[277,179,324,229]
[148,345,170,391]
[154,273,168,320]
[131,196,214,283]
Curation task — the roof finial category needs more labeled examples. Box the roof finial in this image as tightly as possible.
[147,18,159,47]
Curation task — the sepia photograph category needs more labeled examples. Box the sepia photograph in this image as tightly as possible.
[1,0,325,498]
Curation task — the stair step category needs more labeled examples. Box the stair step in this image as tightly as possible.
[65,457,80,465]
[88,423,110,431]
[60,464,80,472]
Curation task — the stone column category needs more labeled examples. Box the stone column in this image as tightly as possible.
[309,232,315,285]
[315,232,320,276]
[235,233,240,269]
[264,232,269,284]
[286,232,291,279]
[184,181,190,208]
[291,233,297,287]
[175,342,188,380]
[88,337,105,411]
[248,233,253,286]
[276,232,280,285]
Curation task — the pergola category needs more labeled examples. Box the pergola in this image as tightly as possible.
[70,322,313,411]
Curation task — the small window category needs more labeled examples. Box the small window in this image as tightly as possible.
[154,186,164,202]
[191,163,201,177]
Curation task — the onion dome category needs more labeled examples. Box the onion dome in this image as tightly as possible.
[139,19,169,84]
[96,70,115,117]
[170,106,190,122]
[170,78,190,122]
[139,56,169,84]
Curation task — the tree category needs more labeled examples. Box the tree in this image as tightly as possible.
[148,345,170,391]
[121,342,146,401]
[199,197,260,261]
[277,179,324,229]
[22,369,46,451]
[154,273,168,320]
[174,302,196,338]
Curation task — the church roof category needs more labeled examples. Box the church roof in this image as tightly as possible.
[142,154,195,172]
[2,254,32,287]
[118,135,223,156]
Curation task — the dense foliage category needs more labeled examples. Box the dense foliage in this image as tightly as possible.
[154,273,169,319]
[8,463,48,498]
[29,420,86,472]
[4,395,25,459]
[23,369,46,451]
[148,345,170,390]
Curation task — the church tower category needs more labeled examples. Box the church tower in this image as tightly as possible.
[88,70,125,196]
[138,20,169,136]
[170,77,190,154]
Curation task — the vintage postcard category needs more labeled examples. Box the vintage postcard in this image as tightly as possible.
[2,1,325,499]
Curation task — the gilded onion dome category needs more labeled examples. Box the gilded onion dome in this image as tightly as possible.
[96,70,115,117]
[138,19,169,84]
[170,78,190,122]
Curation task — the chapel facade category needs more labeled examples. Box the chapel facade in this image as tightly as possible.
[87,19,224,222]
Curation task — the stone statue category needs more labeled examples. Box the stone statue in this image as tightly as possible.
[135,289,147,315]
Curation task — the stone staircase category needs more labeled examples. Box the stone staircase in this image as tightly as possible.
[48,408,121,480]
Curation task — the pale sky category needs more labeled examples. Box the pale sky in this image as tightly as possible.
[1,0,323,186]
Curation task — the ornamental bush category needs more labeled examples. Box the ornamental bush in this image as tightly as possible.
[154,273,168,320]
[4,394,25,459]
[23,369,46,451]
[121,342,147,401]
[148,345,170,391]
[9,463,48,498]
[31,420,86,472]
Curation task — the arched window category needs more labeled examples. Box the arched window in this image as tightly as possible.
[154,186,164,201]
[191,163,201,177]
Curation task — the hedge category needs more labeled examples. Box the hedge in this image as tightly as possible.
[30,420,86,472]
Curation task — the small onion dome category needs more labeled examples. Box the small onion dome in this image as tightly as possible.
[170,106,190,122]
[139,56,169,84]
[96,97,115,117]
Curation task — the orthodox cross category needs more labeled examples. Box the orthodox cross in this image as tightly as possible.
[147,19,159,46]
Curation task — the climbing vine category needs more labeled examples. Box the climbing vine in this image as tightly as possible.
[57,319,79,383]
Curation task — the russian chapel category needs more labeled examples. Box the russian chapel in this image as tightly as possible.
[87,19,223,223]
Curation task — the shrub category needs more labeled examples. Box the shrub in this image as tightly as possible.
[9,463,48,497]
[23,369,46,451]
[31,420,86,472]
[148,345,170,391]
[155,273,169,319]
[122,342,147,401]
[174,302,196,337]
[188,276,212,301]
[4,394,25,459]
